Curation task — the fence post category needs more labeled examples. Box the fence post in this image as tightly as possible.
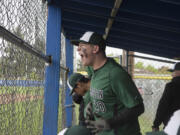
[65,39,73,127]
[43,5,61,135]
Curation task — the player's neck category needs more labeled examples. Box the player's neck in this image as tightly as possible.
[92,54,107,70]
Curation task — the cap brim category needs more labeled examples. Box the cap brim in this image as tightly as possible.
[70,40,80,46]
[70,40,89,46]
[67,79,75,96]
[69,88,75,96]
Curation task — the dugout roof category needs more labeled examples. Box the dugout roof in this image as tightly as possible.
[47,0,180,59]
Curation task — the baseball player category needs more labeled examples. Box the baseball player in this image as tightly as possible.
[67,73,92,126]
[146,109,180,135]
[71,31,144,135]
[152,62,180,131]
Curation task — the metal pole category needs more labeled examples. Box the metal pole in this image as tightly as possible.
[126,50,129,72]
[60,65,69,72]
[65,39,73,127]
[0,26,51,64]
[43,5,61,135]
[128,54,177,64]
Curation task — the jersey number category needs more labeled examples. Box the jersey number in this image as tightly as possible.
[94,101,106,113]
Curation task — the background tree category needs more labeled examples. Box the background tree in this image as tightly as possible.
[135,62,145,69]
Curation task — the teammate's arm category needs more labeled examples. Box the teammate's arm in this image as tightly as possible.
[107,102,144,128]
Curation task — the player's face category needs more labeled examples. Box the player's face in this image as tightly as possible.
[77,43,95,66]
[74,82,87,96]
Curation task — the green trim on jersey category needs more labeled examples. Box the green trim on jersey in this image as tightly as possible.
[90,58,143,135]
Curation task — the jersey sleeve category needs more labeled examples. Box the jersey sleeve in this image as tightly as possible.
[110,67,143,108]
[83,91,91,107]
[83,91,91,119]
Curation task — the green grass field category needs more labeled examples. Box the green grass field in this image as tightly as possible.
[139,115,153,135]
[139,115,163,135]
[0,86,44,135]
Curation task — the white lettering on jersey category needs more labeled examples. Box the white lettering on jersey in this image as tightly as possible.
[90,88,103,100]
[90,88,106,113]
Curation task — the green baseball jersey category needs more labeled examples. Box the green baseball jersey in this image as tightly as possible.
[83,90,91,109]
[85,66,93,78]
[146,131,167,135]
[90,58,143,135]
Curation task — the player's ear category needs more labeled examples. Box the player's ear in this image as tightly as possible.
[92,45,99,53]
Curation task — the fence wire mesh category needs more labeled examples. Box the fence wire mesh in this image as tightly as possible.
[1,0,178,134]
[58,33,67,132]
[0,0,47,135]
[58,33,77,132]
[132,55,176,135]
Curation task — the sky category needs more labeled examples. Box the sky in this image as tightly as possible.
[105,46,122,56]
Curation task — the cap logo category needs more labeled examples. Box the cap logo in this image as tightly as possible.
[80,32,94,42]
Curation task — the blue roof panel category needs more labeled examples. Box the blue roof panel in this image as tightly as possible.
[61,1,111,17]
[53,0,115,9]
[47,0,180,59]
[120,0,180,21]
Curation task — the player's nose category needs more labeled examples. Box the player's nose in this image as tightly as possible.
[77,45,81,51]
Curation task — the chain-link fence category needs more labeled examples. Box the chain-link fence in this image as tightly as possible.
[57,33,77,132]
[0,1,76,134]
[0,0,47,134]
[58,33,67,132]
[131,55,176,135]
[2,0,178,135]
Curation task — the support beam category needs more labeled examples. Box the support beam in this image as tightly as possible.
[43,5,61,135]
[65,39,73,127]
[103,0,123,39]
[128,51,134,77]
